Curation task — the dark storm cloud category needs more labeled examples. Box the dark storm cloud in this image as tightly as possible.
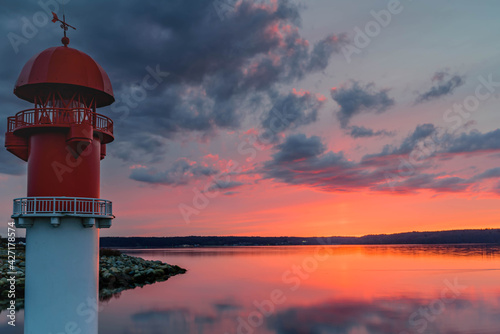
[415,70,465,103]
[262,126,500,194]
[263,133,386,191]
[87,0,346,160]
[331,81,394,128]
[470,167,500,181]
[307,35,346,72]
[372,173,471,193]
[129,158,218,186]
[397,124,438,154]
[208,180,244,191]
[223,191,239,196]
[363,123,438,159]
[362,126,500,167]
[270,133,326,163]
[0,0,348,173]
[445,129,500,154]
[112,133,168,163]
[361,126,500,177]
[260,91,325,143]
[348,125,394,138]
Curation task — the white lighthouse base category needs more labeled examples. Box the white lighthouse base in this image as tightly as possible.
[24,217,99,334]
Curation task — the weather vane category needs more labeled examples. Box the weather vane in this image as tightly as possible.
[51,12,76,46]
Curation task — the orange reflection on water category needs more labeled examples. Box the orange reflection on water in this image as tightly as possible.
[94,245,500,334]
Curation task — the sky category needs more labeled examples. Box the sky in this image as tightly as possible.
[1,0,500,237]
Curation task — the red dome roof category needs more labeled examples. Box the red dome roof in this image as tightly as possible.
[14,46,114,108]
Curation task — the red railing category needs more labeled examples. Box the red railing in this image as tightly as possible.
[7,107,113,136]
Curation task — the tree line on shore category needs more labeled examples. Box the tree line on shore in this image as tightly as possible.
[97,228,500,248]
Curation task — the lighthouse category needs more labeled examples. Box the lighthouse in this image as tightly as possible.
[5,15,115,334]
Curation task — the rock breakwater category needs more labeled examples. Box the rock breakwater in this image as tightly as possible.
[0,246,186,310]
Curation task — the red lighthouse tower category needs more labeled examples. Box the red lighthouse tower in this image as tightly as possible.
[5,16,115,334]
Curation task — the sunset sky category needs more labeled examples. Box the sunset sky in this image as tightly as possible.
[1,0,500,237]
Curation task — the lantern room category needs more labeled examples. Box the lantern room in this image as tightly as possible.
[5,45,115,162]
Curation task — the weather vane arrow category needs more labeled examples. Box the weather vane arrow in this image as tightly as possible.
[51,12,76,46]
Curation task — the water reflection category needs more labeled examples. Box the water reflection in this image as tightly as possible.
[100,245,500,334]
[2,245,500,333]
[266,297,499,334]
[121,294,500,334]
[358,244,500,258]
[122,244,500,258]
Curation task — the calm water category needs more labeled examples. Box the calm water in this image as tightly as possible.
[2,245,500,333]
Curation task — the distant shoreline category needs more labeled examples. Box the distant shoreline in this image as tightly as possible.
[98,228,500,248]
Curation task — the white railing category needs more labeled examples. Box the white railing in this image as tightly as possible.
[13,197,113,216]
[7,107,113,135]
